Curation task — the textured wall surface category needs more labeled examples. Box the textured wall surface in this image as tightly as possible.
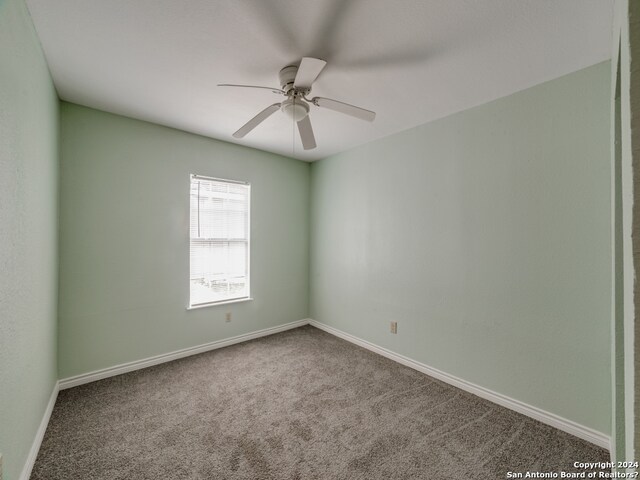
[610,0,640,462]
[628,0,640,460]
[58,103,310,379]
[310,62,611,434]
[0,0,59,478]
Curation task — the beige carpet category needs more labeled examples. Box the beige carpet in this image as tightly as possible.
[31,325,608,479]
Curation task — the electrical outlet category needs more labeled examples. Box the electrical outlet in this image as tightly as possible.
[225,312,232,323]
[390,321,398,334]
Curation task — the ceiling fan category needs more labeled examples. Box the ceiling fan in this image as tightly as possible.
[219,57,376,150]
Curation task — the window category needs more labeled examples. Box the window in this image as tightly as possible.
[189,174,250,307]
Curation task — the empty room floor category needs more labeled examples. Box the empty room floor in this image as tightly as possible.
[31,326,608,479]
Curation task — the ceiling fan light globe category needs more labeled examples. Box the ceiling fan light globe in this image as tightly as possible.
[281,99,309,122]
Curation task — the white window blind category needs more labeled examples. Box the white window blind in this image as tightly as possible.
[189,174,250,307]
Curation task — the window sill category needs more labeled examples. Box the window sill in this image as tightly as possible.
[187,297,253,310]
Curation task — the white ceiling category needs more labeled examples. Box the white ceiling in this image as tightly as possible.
[26,0,614,161]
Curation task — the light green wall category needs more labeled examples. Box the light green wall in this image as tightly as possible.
[0,0,59,478]
[612,44,625,459]
[310,62,612,434]
[58,103,310,378]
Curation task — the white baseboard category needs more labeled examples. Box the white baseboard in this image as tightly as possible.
[59,319,311,390]
[20,381,59,480]
[308,319,611,451]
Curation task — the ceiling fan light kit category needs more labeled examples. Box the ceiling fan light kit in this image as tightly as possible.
[280,98,309,121]
[219,57,376,150]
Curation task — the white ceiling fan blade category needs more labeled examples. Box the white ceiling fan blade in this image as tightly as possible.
[297,115,317,150]
[293,57,327,89]
[233,103,281,138]
[312,97,376,122]
[218,84,284,95]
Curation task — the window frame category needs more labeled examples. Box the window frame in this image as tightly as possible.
[187,173,251,309]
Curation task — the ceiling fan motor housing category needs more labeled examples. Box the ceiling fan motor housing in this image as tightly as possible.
[279,65,299,94]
